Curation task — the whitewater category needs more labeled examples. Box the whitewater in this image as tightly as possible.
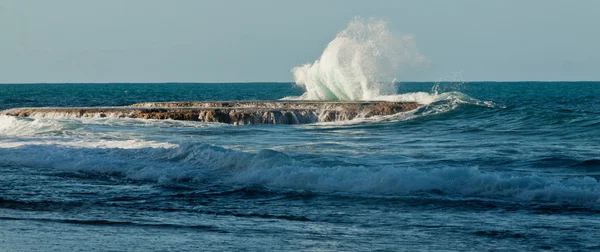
[1,19,599,251]
[290,17,426,102]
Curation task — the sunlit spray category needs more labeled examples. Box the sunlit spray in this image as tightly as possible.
[291,17,425,101]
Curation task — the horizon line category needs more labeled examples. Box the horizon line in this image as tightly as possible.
[1,80,599,85]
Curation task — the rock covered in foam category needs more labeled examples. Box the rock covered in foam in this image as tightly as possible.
[0,101,421,125]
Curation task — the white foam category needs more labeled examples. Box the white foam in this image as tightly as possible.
[374,92,438,104]
[307,91,504,126]
[0,114,223,139]
[291,17,425,101]
[0,139,177,149]
[0,115,178,150]
[376,91,504,107]
[0,115,68,137]
[64,117,225,128]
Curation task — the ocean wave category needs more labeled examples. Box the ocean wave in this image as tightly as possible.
[0,115,71,137]
[0,139,177,149]
[1,142,598,206]
[572,159,600,168]
[0,115,178,149]
[310,91,503,126]
[0,114,220,135]
[231,163,600,206]
[0,216,221,231]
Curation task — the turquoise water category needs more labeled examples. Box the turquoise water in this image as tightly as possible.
[0,82,599,251]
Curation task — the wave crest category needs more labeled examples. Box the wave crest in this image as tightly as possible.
[1,142,598,206]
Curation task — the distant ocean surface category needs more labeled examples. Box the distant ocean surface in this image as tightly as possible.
[1,82,599,251]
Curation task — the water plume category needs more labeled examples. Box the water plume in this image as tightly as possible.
[291,17,425,101]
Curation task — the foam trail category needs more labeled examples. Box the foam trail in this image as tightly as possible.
[291,17,425,101]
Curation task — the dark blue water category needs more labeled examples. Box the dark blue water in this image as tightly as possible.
[1,82,599,251]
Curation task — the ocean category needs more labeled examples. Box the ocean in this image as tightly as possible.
[0,81,599,251]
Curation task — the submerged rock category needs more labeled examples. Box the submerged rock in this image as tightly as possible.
[0,101,422,125]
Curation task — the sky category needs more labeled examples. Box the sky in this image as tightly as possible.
[1,0,599,83]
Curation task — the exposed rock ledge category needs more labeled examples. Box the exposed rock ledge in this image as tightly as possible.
[1,101,422,125]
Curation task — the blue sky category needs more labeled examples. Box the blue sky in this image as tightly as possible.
[1,0,599,83]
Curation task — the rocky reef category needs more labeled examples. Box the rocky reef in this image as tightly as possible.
[1,101,422,125]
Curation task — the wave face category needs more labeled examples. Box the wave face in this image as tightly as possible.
[0,140,598,206]
[291,18,425,101]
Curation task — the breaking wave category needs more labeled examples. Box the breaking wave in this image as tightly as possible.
[1,141,598,206]
[0,115,177,149]
[290,17,426,101]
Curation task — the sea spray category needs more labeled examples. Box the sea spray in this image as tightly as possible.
[431,71,467,95]
[291,17,425,101]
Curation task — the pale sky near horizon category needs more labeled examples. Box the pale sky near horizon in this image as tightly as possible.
[1,0,599,83]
